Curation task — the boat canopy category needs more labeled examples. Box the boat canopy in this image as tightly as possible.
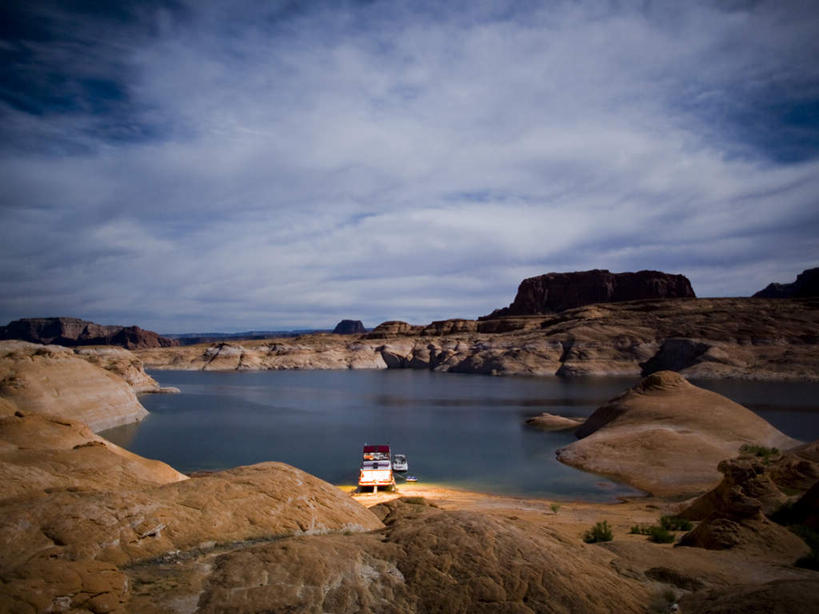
[363,445,390,453]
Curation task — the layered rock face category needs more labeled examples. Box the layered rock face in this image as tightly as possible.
[556,371,800,496]
[0,317,178,349]
[0,341,154,431]
[332,319,366,334]
[484,269,695,317]
[138,298,819,380]
[753,266,819,298]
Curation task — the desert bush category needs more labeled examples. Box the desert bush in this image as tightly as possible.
[648,526,675,543]
[583,520,613,543]
[739,444,780,463]
[630,524,651,535]
[550,502,561,514]
[660,515,693,531]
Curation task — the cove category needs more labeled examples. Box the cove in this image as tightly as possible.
[102,370,819,501]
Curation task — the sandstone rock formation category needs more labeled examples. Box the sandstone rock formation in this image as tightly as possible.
[754,267,819,298]
[680,579,819,614]
[483,269,695,317]
[0,341,151,431]
[556,371,800,496]
[365,320,424,339]
[525,412,585,431]
[192,497,651,613]
[332,319,366,334]
[73,346,161,393]
[0,463,383,613]
[0,410,187,501]
[676,457,810,558]
[139,297,819,380]
[0,317,178,349]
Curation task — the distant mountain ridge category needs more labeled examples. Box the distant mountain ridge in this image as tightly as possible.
[753,267,819,299]
[0,317,177,349]
[166,329,331,345]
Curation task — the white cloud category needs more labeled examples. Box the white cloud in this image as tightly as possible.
[1,0,818,332]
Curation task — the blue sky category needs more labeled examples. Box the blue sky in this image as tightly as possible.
[1,0,818,333]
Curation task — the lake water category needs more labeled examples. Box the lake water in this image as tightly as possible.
[102,370,819,501]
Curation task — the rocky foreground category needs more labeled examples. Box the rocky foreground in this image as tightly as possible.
[136,297,819,380]
[1,336,819,612]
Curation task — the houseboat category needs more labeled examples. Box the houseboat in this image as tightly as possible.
[358,444,395,492]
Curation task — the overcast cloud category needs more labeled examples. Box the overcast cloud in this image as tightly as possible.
[1,0,818,332]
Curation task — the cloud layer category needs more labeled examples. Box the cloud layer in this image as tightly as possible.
[1,0,818,332]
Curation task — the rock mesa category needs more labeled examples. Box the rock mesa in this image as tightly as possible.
[484,269,695,317]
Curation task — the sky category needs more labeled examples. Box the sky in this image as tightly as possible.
[1,0,818,333]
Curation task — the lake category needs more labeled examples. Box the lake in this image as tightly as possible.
[101,370,819,501]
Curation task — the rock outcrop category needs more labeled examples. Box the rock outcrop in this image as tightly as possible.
[0,463,383,613]
[365,320,424,339]
[0,341,151,431]
[484,269,695,317]
[556,371,800,496]
[192,498,651,614]
[0,317,178,349]
[332,319,366,335]
[753,266,819,298]
[0,411,187,501]
[137,297,819,380]
[676,456,810,558]
[525,412,585,431]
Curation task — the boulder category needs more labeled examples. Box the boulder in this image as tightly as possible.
[483,269,695,317]
[556,371,799,496]
[332,319,366,335]
[753,267,819,298]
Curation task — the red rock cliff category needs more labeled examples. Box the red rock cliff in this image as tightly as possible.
[483,269,695,317]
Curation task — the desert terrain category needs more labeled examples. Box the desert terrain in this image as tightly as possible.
[1,335,818,612]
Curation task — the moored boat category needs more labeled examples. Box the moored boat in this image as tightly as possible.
[392,453,408,472]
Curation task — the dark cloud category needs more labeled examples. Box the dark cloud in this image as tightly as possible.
[1,0,818,332]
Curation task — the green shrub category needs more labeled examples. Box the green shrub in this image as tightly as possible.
[550,503,561,514]
[648,526,675,544]
[739,444,780,463]
[660,515,693,531]
[583,520,613,543]
[630,524,651,535]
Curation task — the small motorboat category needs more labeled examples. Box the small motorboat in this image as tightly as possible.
[392,453,408,472]
[405,475,418,482]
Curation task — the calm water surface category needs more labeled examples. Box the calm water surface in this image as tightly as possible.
[102,370,819,501]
